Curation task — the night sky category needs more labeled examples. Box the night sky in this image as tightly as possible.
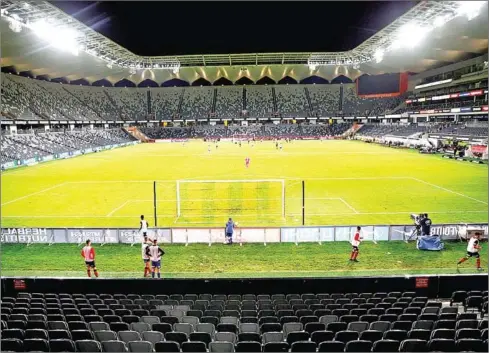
[51,1,417,56]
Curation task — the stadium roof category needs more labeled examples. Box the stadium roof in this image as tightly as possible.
[1,1,487,85]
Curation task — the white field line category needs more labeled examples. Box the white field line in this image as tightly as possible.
[410,177,488,205]
[1,183,67,206]
[106,200,131,217]
[3,210,487,218]
[1,268,486,278]
[339,198,359,214]
[131,197,343,202]
[63,177,414,184]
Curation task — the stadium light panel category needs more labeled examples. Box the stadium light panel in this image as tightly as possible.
[374,48,384,63]
[456,1,485,20]
[8,14,22,33]
[434,15,449,28]
[397,23,429,48]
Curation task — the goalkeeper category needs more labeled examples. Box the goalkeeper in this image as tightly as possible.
[225,218,237,245]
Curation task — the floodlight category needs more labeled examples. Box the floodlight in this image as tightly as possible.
[374,48,384,63]
[456,1,485,20]
[396,23,429,48]
[8,15,22,33]
[433,15,449,28]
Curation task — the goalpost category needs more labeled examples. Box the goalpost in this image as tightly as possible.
[176,179,286,219]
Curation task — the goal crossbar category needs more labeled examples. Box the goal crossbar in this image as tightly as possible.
[176,179,285,217]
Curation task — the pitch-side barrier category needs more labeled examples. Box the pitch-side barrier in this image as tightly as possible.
[1,223,487,245]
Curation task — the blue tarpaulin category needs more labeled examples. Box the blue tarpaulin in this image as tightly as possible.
[417,236,444,251]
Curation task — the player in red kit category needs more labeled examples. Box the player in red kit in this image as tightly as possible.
[81,239,99,278]
[245,157,250,168]
[350,226,362,262]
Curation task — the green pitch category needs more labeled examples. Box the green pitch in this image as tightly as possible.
[1,140,487,228]
[1,242,487,278]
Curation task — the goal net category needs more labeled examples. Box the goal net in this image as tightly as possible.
[176,179,285,219]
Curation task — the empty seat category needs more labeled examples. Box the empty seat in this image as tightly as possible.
[359,329,383,342]
[152,323,173,334]
[75,340,102,352]
[238,332,261,343]
[155,341,180,352]
[334,330,359,343]
[89,321,110,331]
[182,341,207,352]
[209,341,235,352]
[456,328,481,340]
[326,321,347,333]
[235,341,261,352]
[431,329,455,340]
[399,339,428,352]
[118,330,141,343]
[166,331,188,345]
[311,331,334,345]
[345,340,372,352]
[290,341,317,352]
[93,330,118,342]
[286,331,310,345]
[128,340,153,352]
[456,338,486,352]
[101,340,127,352]
[372,339,400,352]
[304,322,325,334]
[1,338,24,352]
[318,341,345,352]
[262,332,284,344]
[347,321,369,333]
[49,339,76,352]
[71,329,94,341]
[240,323,260,333]
[369,321,391,332]
[131,322,152,333]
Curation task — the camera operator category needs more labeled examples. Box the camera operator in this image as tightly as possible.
[420,213,432,236]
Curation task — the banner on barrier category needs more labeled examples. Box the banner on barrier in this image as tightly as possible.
[0,223,487,244]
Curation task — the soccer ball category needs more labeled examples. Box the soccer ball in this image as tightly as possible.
[235,222,239,227]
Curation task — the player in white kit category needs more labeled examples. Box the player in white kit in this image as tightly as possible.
[457,233,483,271]
[139,215,148,237]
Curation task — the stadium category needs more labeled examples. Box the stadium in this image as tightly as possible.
[0,0,488,352]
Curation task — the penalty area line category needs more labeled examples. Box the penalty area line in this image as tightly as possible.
[410,177,488,205]
[1,183,68,206]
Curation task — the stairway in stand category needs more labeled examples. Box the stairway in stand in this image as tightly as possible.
[124,126,149,142]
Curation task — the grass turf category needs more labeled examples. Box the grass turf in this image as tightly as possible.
[1,242,487,278]
[1,140,487,228]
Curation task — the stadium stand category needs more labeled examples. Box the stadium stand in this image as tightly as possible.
[0,129,136,164]
[180,87,214,120]
[150,88,183,120]
[342,84,402,116]
[275,86,311,118]
[356,122,489,139]
[245,86,275,118]
[104,88,148,121]
[1,73,409,122]
[308,85,341,117]
[215,86,243,118]
[139,123,350,140]
[0,290,486,353]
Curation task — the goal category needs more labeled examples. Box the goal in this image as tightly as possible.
[176,179,285,219]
